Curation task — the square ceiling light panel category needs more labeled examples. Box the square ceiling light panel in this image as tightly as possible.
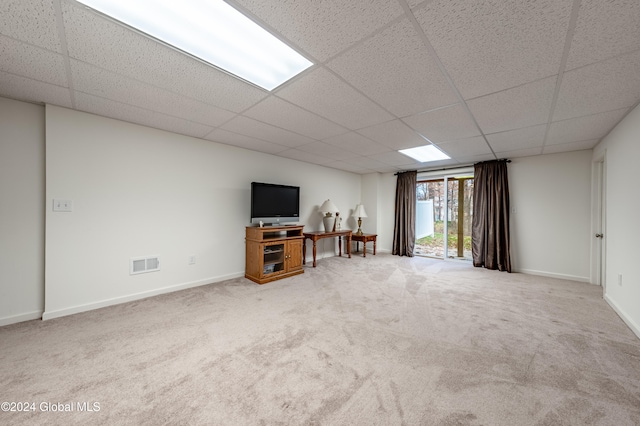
[399,144,450,163]
[75,0,313,90]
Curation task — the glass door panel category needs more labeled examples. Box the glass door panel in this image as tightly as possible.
[415,175,473,261]
[446,178,473,260]
[415,180,445,258]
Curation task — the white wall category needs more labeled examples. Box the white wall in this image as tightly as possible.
[0,98,45,326]
[378,172,398,253]
[593,103,640,337]
[43,105,361,320]
[356,172,397,254]
[509,151,592,281]
[360,172,400,254]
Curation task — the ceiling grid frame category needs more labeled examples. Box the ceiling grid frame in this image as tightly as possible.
[52,0,75,108]
[0,0,638,173]
[395,0,498,160]
[540,0,583,152]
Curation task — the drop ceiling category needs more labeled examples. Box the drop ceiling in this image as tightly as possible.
[1,0,639,174]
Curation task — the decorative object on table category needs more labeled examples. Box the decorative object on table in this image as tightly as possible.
[320,199,339,232]
[337,216,342,230]
[353,204,368,235]
[333,212,340,231]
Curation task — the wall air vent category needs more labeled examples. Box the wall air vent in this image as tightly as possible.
[130,256,160,275]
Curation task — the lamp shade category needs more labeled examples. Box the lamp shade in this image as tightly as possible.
[353,204,368,218]
[320,199,338,214]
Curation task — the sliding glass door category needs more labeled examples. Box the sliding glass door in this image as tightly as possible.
[415,170,474,260]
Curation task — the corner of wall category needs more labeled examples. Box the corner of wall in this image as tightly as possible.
[605,294,640,340]
[0,97,45,326]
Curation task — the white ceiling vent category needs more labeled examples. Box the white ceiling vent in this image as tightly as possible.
[130,256,160,275]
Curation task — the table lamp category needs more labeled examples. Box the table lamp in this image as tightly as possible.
[353,204,368,235]
[320,199,338,232]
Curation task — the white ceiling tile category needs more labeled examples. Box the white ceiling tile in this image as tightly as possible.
[62,2,266,113]
[233,0,404,61]
[296,141,360,161]
[485,125,547,152]
[0,0,61,52]
[415,158,463,169]
[220,115,314,148]
[276,67,393,130]
[371,165,402,174]
[205,129,288,155]
[322,132,390,156]
[327,18,458,117]
[543,140,598,154]
[277,148,334,165]
[566,0,640,70]
[436,136,493,158]
[343,155,392,171]
[324,161,376,174]
[71,61,235,128]
[454,153,497,164]
[0,36,67,86]
[368,151,418,167]
[547,108,629,145]
[243,96,347,140]
[467,76,557,134]
[403,104,480,143]
[0,70,72,107]
[553,49,640,121]
[495,147,542,158]
[415,0,573,99]
[75,93,213,139]
[357,119,427,150]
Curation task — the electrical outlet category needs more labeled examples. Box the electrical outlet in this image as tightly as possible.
[53,199,73,212]
[618,273,623,286]
[188,255,196,265]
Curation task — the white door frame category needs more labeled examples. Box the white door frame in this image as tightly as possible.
[416,167,474,260]
[591,153,606,291]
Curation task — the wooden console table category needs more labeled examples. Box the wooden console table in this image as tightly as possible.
[303,230,352,267]
[352,233,377,257]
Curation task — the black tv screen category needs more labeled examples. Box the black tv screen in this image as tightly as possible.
[250,182,300,225]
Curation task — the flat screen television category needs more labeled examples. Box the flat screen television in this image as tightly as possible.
[250,182,300,225]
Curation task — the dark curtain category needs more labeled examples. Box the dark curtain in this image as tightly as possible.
[392,170,417,257]
[472,160,512,272]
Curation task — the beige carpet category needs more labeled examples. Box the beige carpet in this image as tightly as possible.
[1,254,639,425]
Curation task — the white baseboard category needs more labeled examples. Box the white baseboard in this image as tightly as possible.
[42,272,244,321]
[516,268,590,283]
[0,310,43,327]
[304,251,342,264]
[604,294,640,340]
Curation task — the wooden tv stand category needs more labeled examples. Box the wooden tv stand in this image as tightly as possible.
[245,225,304,284]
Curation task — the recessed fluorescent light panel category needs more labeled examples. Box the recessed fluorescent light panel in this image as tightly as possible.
[75,0,313,91]
[399,145,451,162]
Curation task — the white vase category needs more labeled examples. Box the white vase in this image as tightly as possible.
[322,216,335,232]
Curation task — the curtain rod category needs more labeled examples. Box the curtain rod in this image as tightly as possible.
[394,159,511,176]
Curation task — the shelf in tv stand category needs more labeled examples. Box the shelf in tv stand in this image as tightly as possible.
[264,247,284,253]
